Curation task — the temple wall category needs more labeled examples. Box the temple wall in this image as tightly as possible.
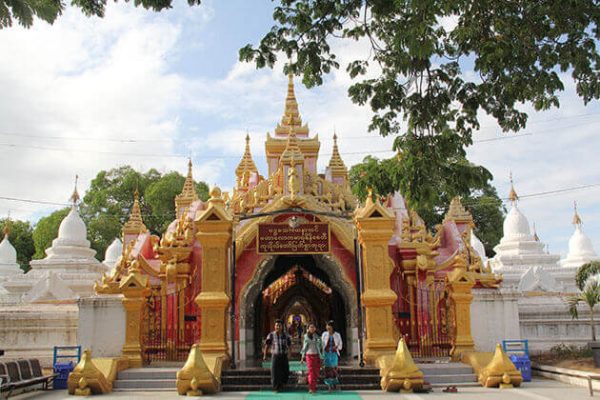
[78,295,125,358]
[518,294,600,353]
[470,288,521,352]
[0,303,78,367]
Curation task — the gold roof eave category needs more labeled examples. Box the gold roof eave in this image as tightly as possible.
[265,133,320,155]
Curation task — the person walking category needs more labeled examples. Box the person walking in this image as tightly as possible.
[263,319,292,392]
[300,323,323,394]
[321,320,342,392]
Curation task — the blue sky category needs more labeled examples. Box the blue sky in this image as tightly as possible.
[0,0,599,259]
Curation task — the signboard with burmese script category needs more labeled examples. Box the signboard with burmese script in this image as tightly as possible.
[257,222,330,254]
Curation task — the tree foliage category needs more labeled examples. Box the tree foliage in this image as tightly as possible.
[32,207,70,260]
[349,155,504,255]
[0,218,35,271]
[576,261,600,292]
[0,0,201,28]
[241,0,600,209]
[80,166,209,258]
[567,274,600,341]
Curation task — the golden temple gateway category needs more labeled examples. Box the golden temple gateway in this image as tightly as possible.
[93,73,501,373]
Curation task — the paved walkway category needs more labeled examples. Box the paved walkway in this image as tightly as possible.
[8,378,594,400]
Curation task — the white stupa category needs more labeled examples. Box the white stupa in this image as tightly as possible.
[560,203,599,269]
[1,179,104,303]
[0,221,24,304]
[553,203,600,292]
[103,238,122,272]
[489,175,560,289]
[0,222,23,278]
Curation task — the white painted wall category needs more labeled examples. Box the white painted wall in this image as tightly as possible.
[77,295,125,358]
[471,288,521,352]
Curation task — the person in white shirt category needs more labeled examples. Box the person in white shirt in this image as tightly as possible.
[321,320,342,392]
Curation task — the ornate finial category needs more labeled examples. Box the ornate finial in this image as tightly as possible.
[209,185,222,200]
[70,174,81,206]
[280,125,305,165]
[328,131,348,179]
[235,132,258,181]
[366,188,374,205]
[532,222,540,241]
[3,217,10,238]
[123,188,147,236]
[508,172,518,203]
[176,158,198,212]
[275,72,308,136]
[572,201,582,226]
[445,196,473,225]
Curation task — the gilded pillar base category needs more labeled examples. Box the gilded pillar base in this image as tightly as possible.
[362,289,398,363]
[196,292,231,361]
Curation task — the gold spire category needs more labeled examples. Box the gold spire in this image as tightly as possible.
[70,174,80,206]
[176,159,198,213]
[572,201,582,226]
[280,126,305,165]
[508,172,518,203]
[327,132,348,177]
[3,218,10,239]
[444,196,474,226]
[275,73,309,136]
[235,133,258,179]
[123,189,147,236]
[532,222,540,241]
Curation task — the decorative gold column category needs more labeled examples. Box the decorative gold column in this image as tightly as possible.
[195,186,232,360]
[447,265,475,360]
[355,192,398,363]
[119,260,150,368]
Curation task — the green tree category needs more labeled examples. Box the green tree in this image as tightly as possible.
[0,0,201,28]
[80,166,161,258]
[349,155,503,255]
[241,0,600,210]
[145,171,210,233]
[575,261,600,292]
[32,207,70,260]
[567,274,600,341]
[0,218,35,272]
[80,165,209,259]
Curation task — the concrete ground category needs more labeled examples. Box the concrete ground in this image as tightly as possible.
[7,378,594,400]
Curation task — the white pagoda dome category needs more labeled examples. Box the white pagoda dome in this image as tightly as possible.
[103,238,122,271]
[559,203,599,270]
[0,223,22,278]
[490,175,560,289]
[1,179,104,303]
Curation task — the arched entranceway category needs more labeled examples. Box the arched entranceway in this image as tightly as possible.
[239,254,357,361]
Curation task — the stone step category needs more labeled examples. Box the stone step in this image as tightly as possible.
[113,379,176,390]
[221,383,382,392]
[425,373,478,384]
[117,368,178,380]
[221,374,379,385]
[113,387,175,392]
[430,382,481,388]
[419,364,474,376]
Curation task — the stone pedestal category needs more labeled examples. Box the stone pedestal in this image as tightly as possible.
[78,295,125,357]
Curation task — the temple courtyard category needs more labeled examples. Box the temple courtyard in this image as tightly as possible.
[8,379,595,400]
